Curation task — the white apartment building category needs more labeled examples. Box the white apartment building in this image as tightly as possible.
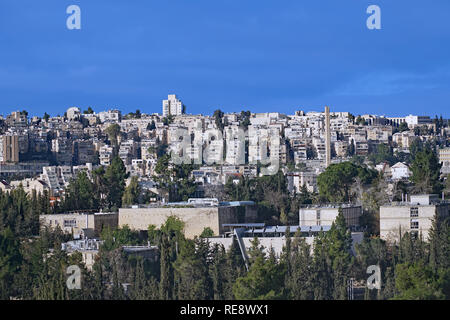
[334,141,348,157]
[162,94,184,117]
[439,148,450,174]
[392,131,417,149]
[203,129,224,165]
[313,137,326,160]
[98,110,121,123]
[119,140,138,165]
[66,107,81,121]
[223,125,245,164]
[387,115,431,128]
[287,171,318,193]
[99,145,113,166]
[390,162,411,180]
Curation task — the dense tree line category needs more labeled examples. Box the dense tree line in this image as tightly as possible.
[0,188,51,237]
[2,211,448,300]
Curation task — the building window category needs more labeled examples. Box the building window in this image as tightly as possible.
[316,220,321,226]
[316,210,321,220]
[64,219,77,228]
[410,207,419,218]
[410,219,419,230]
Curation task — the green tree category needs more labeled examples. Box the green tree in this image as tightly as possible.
[200,227,214,238]
[173,238,213,300]
[104,156,127,210]
[368,144,395,166]
[122,176,141,206]
[410,145,442,194]
[347,139,355,156]
[394,262,445,300]
[285,236,314,300]
[398,122,409,132]
[213,109,225,131]
[83,107,94,114]
[326,210,354,299]
[0,228,22,299]
[147,120,156,131]
[317,162,358,203]
[105,124,121,149]
[63,171,97,211]
[233,238,286,300]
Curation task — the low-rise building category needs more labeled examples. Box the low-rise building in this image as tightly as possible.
[119,199,258,239]
[62,239,103,270]
[439,148,450,174]
[208,224,364,260]
[40,212,118,239]
[287,171,318,193]
[380,194,450,243]
[299,204,363,231]
[390,162,411,180]
[9,178,49,195]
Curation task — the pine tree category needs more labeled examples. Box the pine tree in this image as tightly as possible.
[173,238,213,300]
[209,244,228,300]
[285,237,314,299]
[130,258,148,300]
[159,234,174,300]
[122,176,141,206]
[326,209,354,300]
[311,232,333,300]
[232,238,286,300]
[104,156,127,210]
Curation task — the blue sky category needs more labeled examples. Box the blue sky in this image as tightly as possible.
[1,0,450,117]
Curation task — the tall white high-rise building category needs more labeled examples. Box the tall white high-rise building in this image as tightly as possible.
[162,94,184,117]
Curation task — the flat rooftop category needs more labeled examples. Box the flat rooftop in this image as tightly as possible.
[122,200,255,209]
[300,204,361,209]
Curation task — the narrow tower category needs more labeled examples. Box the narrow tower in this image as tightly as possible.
[325,106,331,168]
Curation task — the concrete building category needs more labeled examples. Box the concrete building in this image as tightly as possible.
[40,212,118,239]
[334,141,348,158]
[0,135,19,164]
[392,131,417,150]
[380,194,450,243]
[162,94,184,117]
[0,180,11,192]
[390,162,411,180]
[99,145,114,166]
[325,106,331,167]
[75,140,96,165]
[5,111,27,128]
[122,245,159,262]
[207,224,364,261]
[119,199,258,239]
[9,178,49,195]
[287,171,318,193]
[299,205,363,231]
[51,137,73,165]
[62,239,103,270]
[404,115,432,127]
[66,107,81,121]
[439,148,450,174]
[0,161,49,178]
[98,110,121,123]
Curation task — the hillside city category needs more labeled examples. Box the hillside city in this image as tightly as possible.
[0,94,449,300]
